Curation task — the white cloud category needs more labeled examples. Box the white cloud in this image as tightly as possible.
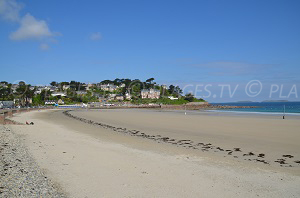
[90,32,102,40]
[10,13,54,40]
[40,43,49,50]
[0,0,23,22]
[0,0,60,50]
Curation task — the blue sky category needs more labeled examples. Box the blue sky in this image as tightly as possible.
[0,0,299,102]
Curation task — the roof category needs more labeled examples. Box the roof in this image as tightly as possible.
[141,89,160,92]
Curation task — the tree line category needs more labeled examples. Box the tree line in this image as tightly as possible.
[0,78,204,106]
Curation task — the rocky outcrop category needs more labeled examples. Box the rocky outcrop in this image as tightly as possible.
[211,105,259,109]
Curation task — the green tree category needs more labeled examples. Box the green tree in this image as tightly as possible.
[113,78,122,86]
[40,89,51,101]
[146,78,154,84]
[145,78,155,89]
[168,85,175,95]
[100,80,113,85]
[50,81,57,86]
[184,93,194,102]
[15,83,35,106]
[33,94,43,106]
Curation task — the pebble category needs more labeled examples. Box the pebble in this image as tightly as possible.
[0,126,66,197]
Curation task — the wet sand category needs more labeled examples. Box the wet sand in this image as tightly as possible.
[8,109,300,197]
[70,109,300,171]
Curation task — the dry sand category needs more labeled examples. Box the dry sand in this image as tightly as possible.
[8,109,300,197]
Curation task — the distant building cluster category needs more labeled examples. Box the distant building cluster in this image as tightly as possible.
[0,79,184,108]
[1,82,162,105]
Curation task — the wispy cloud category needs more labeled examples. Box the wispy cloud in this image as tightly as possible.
[0,0,60,50]
[90,32,102,41]
[0,0,23,22]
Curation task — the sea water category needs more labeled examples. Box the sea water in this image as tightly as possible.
[211,102,300,114]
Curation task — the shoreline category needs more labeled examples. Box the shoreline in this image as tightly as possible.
[204,109,300,116]
[5,109,300,197]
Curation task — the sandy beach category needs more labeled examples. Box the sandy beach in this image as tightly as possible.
[6,109,300,197]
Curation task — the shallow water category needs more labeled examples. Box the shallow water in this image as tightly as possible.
[212,102,300,114]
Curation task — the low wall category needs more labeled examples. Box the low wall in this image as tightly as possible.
[0,114,4,124]
[0,107,53,125]
[161,104,211,110]
[90,105,160,109]
[89,103,211,110]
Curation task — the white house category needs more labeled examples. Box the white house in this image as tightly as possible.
[51,92,67,97]
[168,96,178,100]
[100,84,118,92]
[115,94,124,101]
[141,89,160,99]
[125,92,132,100]
[63,85,70,90]
[76,91,87,95]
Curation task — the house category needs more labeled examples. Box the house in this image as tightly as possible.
[34,86,45,94]
[115,94,124,101]
[168,96,178,100]
[43,86,51,90]
[99,84,118,92]
[86,83,95,90]
[76,91,87,95]
[125,92,132,100]
[63,85,70,90]
[51,92,67,97]
[0,83,8,88]
[49,86,57,92]
[141,89,160,99]
[34,87,43,94]
[108,93,116,99]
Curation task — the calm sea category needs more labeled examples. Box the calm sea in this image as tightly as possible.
[211,102,300,114]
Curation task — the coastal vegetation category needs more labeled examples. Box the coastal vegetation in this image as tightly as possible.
[0,79,205,107]
[131,94,205,105]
